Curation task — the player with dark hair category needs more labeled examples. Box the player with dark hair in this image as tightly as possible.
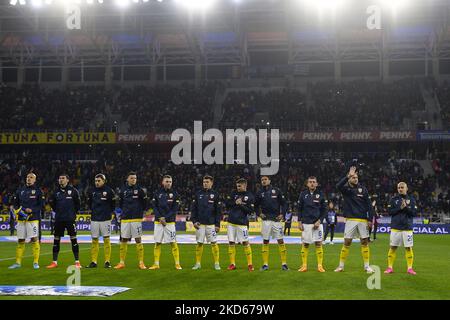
[224,178,255,271]
[298,176,327,272]
[334,166,375,273]
[115,172,148,270]
[255,175,289,271]
[191,175,222,270]
[46,174,81,269]
[149,175,182,270]
[8,173,44,269]
[86,173,116,269]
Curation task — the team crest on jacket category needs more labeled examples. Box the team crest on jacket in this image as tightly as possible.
[210,194,214,199]
[169,193,173,198]
[244,196,248,201]
[68,190,72,195]
[272,190,276,194]
[316,194,320,198]
[134,190,138,195]
[358,188,363,193]
[103,192,107,196]
[31,190,36,195]
[406,199,410,205]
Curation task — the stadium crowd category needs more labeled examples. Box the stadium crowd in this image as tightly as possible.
[114,83,217,132]
[435,79,450,128]
[219,78,425,130]
[0,150,448,220]
[0,77,434,133]
[0,84,112,132]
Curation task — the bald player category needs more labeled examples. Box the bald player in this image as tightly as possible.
[384,182,418,275]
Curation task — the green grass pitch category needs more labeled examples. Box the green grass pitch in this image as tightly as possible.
[0,232,449,300]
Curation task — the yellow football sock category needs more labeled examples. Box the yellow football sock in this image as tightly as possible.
[195,243,204,264]
[405,247,414,269]
[339,245,350,267]
[32,241,40,264]
[361,245,370,267]
[228,244,236,265]
[91,238,99,264]
[16,242,25,265]
[316,245,324,267]
[119,241,127,264]
[171,242,180,265]
[278,243,287,265]
[153,243,161,265]
[262,244,269,266]
[244,245,253,266]
[301,245,309,267]
[211,243,220,264]
[387,248,397,268]
[136,243,144,264]
[104,237,111,263]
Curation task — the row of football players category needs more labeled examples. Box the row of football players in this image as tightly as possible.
[8,166,416,274]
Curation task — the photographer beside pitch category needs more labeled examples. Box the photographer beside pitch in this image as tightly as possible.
[384,182,417,275]
[9,173,44,270]
[86,174,116,269]
[191,175,222,271]
[334,166,375,274]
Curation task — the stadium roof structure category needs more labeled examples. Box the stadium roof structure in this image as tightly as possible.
[0,0,450,69]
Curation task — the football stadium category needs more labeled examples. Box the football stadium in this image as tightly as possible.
[0,0,449,305]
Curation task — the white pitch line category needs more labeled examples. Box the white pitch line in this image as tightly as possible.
[0,247,90,262]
